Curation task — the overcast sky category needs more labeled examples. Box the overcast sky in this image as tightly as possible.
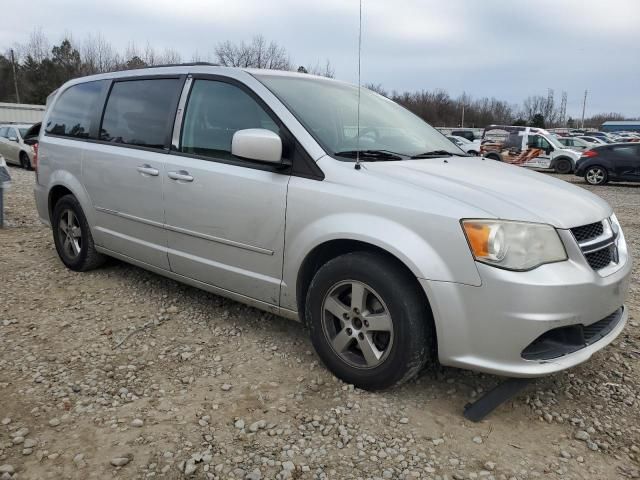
[2,0,639,117]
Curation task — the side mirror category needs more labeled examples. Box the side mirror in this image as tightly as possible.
[8,136,18,142]
[231,129,282,164]
[546,147,554,155]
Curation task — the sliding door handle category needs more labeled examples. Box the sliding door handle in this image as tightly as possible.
[168,170,194,182]
[136,164,159,176]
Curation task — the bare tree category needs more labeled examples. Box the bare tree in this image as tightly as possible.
[304,59,335,78]
[364,83,388,97]
[215,35,290,70]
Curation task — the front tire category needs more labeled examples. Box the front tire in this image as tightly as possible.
[306,251,434,390]
[52,194,106,271]
[485,153,501,161]
[554,157,573,174]
[584,166,608,185]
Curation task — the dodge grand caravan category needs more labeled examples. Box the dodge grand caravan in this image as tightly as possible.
[34,65,632,390]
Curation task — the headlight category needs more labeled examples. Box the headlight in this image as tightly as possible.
[462,219,567,271]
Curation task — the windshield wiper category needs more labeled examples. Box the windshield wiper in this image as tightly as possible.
[334,149,406,161]
[411,150,469,159]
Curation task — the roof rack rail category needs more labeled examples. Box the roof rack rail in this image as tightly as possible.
[142,62,220,69]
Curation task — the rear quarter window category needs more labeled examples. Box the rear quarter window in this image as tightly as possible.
[45,81,106,138]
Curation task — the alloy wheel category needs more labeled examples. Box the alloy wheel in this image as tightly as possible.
[58,209,82,259]
[586,167,605,185]
[321,280,394,369]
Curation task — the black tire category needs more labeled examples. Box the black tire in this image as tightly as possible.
[584,165,608,185]
[305,251,434,390]
[554,157,573,174]
[52,194,106,271]
[468,150,479,156]
[485,153,501,161]
[20,151,32,170]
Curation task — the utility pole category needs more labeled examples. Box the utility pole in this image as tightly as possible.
[581,90,588,129]
[460,92,465,128]
[10,49,20,104]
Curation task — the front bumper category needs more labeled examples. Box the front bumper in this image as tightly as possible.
[421,229,632,377]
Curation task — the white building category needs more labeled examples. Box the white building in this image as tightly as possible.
[0,102,45,124]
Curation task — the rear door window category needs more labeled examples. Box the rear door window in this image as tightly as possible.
[45,81,106,138]
[100,78,182,149]
[0,127,7,138]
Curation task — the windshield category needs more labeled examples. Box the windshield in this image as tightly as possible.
[546,134,565,149]
[255,74,463,159]
[19,128,28,138]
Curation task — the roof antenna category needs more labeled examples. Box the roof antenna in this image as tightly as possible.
[355,0,363,170]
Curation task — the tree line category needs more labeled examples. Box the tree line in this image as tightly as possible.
[1,29,635,129]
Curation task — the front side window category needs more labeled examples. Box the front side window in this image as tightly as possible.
[180,80,279,160]
[45,81,106,138]
[528,135,551,150]
[255,74,461,159]
[18,128,28,138]
[101,78,181,149]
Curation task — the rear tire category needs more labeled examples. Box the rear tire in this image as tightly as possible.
[584,166,608,185]
[305,251,434,390]
[554,157,573,174]
[20,151,31,170]
[52,194,106,271]
[485,153,501,161]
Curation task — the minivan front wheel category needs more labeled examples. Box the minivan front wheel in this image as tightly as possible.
[52,195,106,271]
[585,166,608,185]
[306,251,433,390]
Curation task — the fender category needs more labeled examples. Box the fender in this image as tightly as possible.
[280,212,482,312]
[45,169,97,234]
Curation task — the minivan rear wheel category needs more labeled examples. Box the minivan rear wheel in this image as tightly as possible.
[52,195,106,271]
[585,166,608,185]
[305,251,433,390]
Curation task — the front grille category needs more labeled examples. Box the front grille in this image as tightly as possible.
[570,219,617,272]
[585,246,614,270]
[521,308,624,360]
[571,222,604,242]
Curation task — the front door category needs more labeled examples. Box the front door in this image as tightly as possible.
[83,77,183,269]
[164,78,289,305]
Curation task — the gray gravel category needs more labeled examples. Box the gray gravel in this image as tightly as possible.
[0,166,639,479]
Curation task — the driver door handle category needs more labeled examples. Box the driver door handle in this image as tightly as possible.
[168,170,194,182]
[136,164,159,176]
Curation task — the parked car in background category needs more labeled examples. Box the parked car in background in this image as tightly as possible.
[575,143,640,185]
[447,135,481,155]
[0,124,35,169]
[578,135,609,146]
[557,137,592,151]
[33,65,631,389]
[450,129,477,142]
[481,125,580,174]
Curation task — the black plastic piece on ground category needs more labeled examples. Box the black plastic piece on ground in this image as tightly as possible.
[463,378,531,422]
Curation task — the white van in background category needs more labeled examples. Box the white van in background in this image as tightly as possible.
[481,125,580,174]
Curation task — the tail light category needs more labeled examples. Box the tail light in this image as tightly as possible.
[581,150,598,158]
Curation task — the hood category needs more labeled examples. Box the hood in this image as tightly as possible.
[364,157,612,229]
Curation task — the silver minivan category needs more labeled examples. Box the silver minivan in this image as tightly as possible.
[34,64,631,389]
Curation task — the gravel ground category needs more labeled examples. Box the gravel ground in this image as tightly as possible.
[0,165,639,480]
